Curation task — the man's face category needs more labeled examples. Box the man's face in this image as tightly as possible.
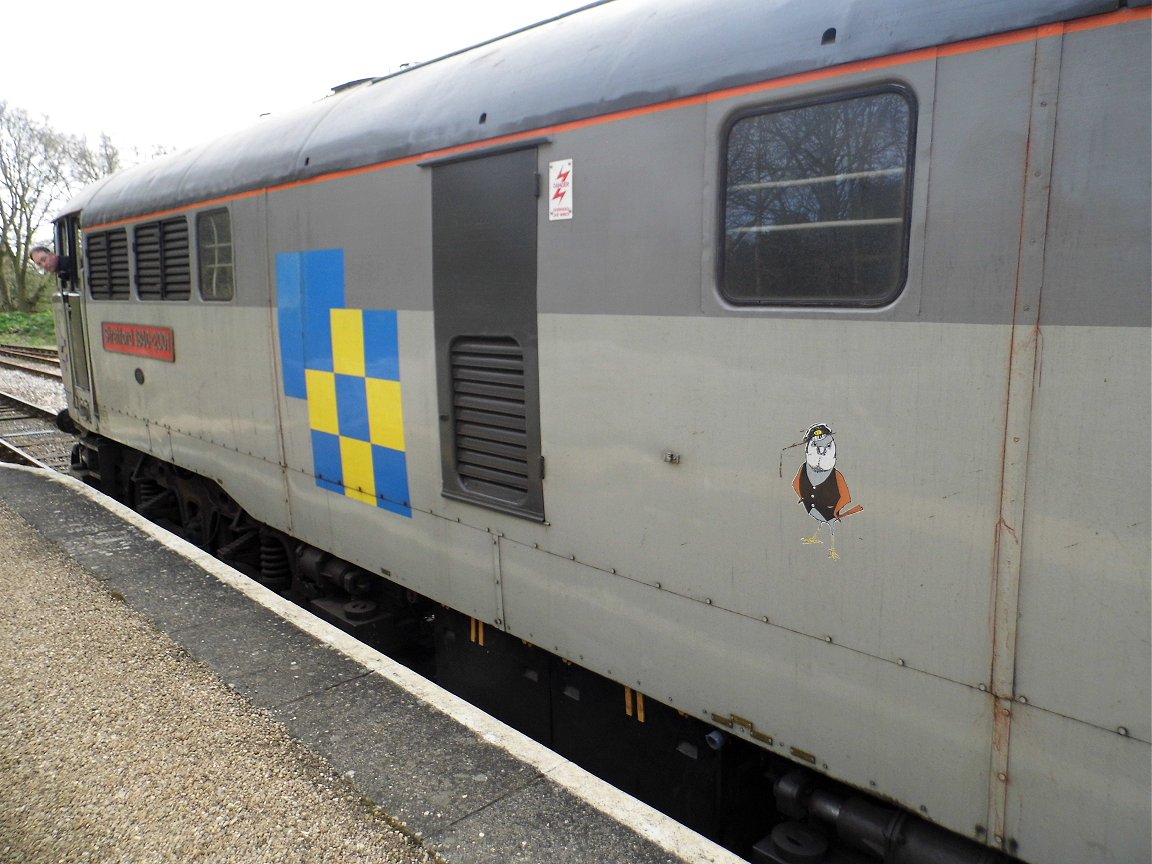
[32,250,59,272]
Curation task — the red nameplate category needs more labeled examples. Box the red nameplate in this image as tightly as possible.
[101,322,176,362]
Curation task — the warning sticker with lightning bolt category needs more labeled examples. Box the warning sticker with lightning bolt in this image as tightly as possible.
[548,159,573,221]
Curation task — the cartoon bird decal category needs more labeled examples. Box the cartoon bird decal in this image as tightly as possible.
[791,423,862,560]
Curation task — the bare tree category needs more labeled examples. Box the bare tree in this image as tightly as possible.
[0,101,124,311]
[0,101,69,310]
[71,132,121,187]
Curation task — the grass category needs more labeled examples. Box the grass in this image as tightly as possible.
[0,311,57,347]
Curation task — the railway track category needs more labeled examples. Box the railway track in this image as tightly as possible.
[0,391,74,470]
[0,343,63,380]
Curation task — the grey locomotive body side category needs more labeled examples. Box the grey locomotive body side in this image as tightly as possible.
[52,2,1150,862]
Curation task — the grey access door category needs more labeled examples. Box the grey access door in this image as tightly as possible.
[432,147,544,521]
[53,214,96,424]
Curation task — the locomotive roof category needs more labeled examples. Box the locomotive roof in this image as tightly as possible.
[73,0,1136,227]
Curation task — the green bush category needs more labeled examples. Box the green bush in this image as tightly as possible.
[0,311,57,347]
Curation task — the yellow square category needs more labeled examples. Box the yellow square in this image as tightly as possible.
[305,370,339,434]
[331,309,366,377]
[366,378,406,451]
[339,436,376,504]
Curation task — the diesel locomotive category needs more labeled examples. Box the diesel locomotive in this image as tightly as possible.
[49,1,1151,862]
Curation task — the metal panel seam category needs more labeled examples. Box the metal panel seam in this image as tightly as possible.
[986,25,1065,852]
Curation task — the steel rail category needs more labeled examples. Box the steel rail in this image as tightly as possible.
[0,356,64,380]
[0,391,72,470]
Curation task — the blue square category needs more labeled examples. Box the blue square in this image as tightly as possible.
[276,253,306,398]
[278,249,347,395]
[335,374,370,441]
[372,446,411,517]
[311,430,344,492]
[363,310,400,381]
[302,249,346,373]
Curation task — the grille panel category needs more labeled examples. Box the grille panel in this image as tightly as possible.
[450,338,530,501]
[86,229,130,300]
[161,218,191,300]
[134,218,189,300]
[134,223,162,298]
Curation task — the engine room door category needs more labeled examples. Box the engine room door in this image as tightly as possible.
[52,214,96,424]
[431,146,545,521]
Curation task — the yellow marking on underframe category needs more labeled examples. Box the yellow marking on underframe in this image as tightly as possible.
[624,687,646,722]
[790,747,818,764]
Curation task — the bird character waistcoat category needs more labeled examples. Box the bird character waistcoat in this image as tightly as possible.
[794,468,850,522]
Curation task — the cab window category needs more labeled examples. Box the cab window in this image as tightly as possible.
[197,209,234,301]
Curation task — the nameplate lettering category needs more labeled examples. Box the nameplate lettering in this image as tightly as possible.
[101,322,176,362]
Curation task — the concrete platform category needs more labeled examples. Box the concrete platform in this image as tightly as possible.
[0,464,742,864]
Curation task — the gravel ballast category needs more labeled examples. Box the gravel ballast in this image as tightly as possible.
[0,364,66,413]
[0,498,436,864]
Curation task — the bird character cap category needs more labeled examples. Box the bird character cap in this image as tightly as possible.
[804,423,834,443]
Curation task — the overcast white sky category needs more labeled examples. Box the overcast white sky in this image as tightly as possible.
[7,0,589,156]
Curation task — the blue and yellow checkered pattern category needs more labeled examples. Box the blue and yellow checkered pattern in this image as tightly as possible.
[277,249,411,517]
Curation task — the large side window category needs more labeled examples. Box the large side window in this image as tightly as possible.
[196,209,234,301]
[85,229,130,300]
[721,88,915,306]
[135,217,191,301]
